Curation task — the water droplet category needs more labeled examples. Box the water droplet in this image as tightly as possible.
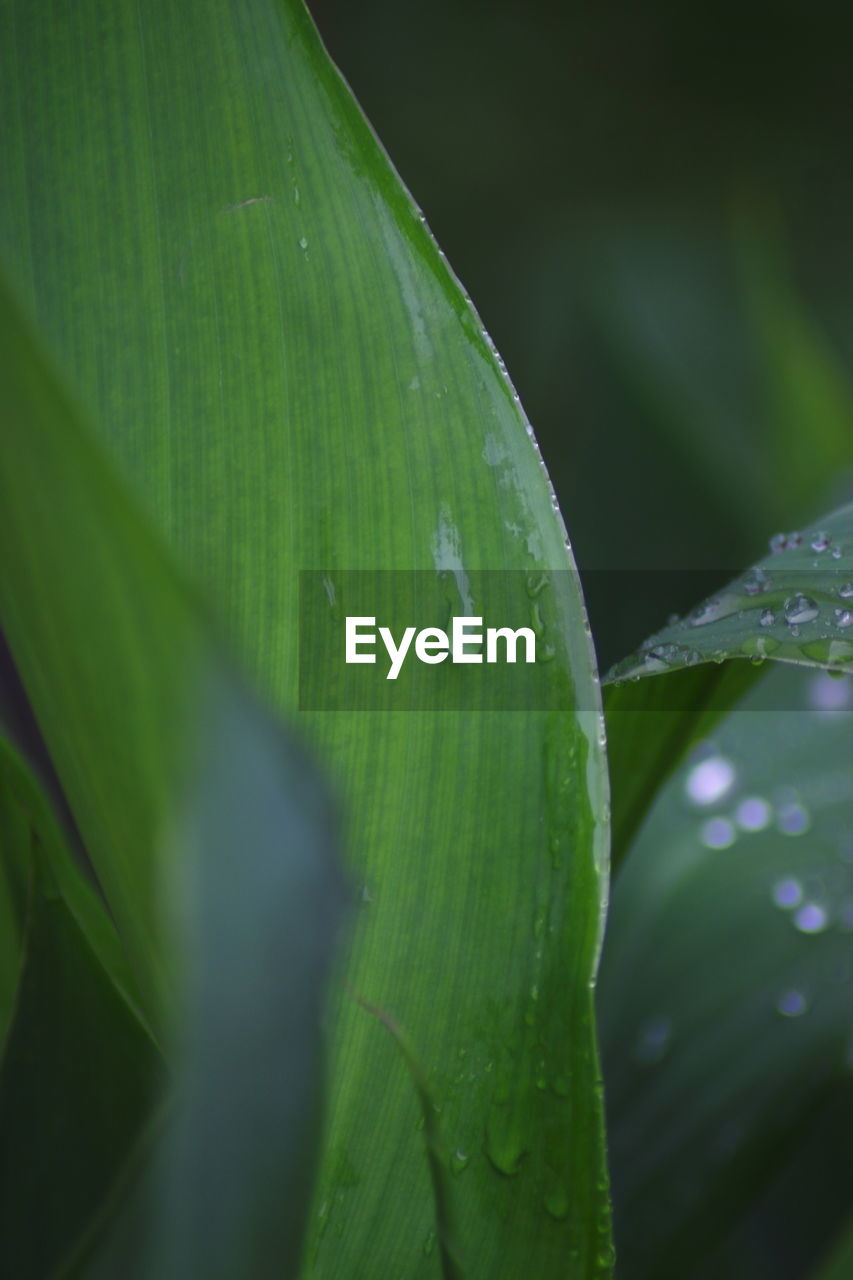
[777,989,809,1017]
[685,755,736,806]
[742,634,779,659]
[784,594,820,625]
[644,644,678,672]
[839,583,853,600]
[633,1015,672,1065]
[743,568,769,595]
[772,877,803,909]
[801,637,853,664]
[543,1183,570,1221]
[526,572,549,599]
[450,1149,470,1176]
[835,608,853,628]
[808,672,853,711]
[690,594,740,626]
[484,1116,526,1176]
[794,902,828,933]
[759,608,776,628]
[552,1074,571,1097]
[736,796,772,831]
[832,545,843,559]
[811,531,832,552]
[777,800,810,836]
[423,1230,436,1257]
[770,531,802,553]
[298,235,309,251]
[701,816,736,850]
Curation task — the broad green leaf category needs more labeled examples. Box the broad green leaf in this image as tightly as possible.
[0,737,163,1280]
[0,270,345,1275]
[604,662,760,873]
[606,501,853,684]
[598,663,853,1278]
[0,0,611,1274]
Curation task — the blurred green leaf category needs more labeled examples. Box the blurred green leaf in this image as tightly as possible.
[598,663,853,1279]
[74,674,346,1280]
[0,266,345,1275]
[606,501,853,683]
[0,0,610,1274]
[735,201,853,517]
[0,737,163,1280]
[809,1213,853,1280]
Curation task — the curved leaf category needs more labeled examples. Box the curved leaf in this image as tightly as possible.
[606,502,853,684]
[0,0,611,1274]
[598,663,853,1278]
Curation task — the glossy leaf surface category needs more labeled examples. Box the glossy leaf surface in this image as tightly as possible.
[599,665,853,1279]
[0,1,610,1274]
[606,503,853,684]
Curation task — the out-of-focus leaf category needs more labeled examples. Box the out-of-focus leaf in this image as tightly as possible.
[598,663,853,1279]
[0,738,163,1280]
[606,502,853,684]
[809,1213,853,1280]
[735,201,853,516]
[74,675,345,1280]
[0,270,345,1276]
[0,1,611,1274]
[604,662,760,872]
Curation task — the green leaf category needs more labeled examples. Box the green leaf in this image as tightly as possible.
[598,663,853,1278]
[606,501,853,684]
[735,199,853,518]
[0,0,611,1273]
[0,737,163,1280]
[74,674,346,1280]
[810,1214,853,1280]
[604,662,760,873]
[0,268,345,1275]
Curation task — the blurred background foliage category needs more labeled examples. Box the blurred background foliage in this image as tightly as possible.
[308,0,853,669]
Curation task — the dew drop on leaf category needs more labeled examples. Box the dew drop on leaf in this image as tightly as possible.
[777,800,810,835]
[735,796,772,831]
[777,989,809,1017]
[684,754,736,806]
[772,877,803,909]
[701,816,736,849]
[784,594,820,625]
